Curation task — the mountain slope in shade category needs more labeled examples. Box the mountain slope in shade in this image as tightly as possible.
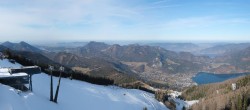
[1,41,42,53]
[0,59,168,110]
[0,45,7,51]
[10,50,61,67]
[51,52,137,84]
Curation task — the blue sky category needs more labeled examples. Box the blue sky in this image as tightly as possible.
[0,0,250,42]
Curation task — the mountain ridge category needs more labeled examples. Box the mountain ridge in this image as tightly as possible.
[1,41,42,53]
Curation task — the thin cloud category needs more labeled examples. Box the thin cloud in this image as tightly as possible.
[166,16,216,28]
[218,18,250,24]
[0,0,141,41]
[152,0,172,5]
[163,16,250,29]
[142,4,181,10]
[0,0,249,42]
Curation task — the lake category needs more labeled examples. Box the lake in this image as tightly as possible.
[192,72,250,85]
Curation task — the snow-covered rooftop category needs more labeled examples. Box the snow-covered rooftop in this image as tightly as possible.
[0,68,28,78]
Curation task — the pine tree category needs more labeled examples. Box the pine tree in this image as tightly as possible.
[4,49,12,58]
[182,106,186,110]
[243,94,248,110]
[237,94,242,110]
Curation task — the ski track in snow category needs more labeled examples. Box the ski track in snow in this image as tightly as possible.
[142,92,156,110]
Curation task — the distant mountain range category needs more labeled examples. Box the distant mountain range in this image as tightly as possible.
[1,41,250,89]
[148,43,200,52]
[199,43,250,55]
[210,46,250,73]
[42,41,211,88]
[66,41,211,73]
[0,41,138,84]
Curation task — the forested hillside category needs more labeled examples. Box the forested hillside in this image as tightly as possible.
[182,75,250,110]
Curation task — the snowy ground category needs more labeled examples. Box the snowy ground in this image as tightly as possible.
[168,90,199,110]
[0,59,168,110]
[172,98,199,110]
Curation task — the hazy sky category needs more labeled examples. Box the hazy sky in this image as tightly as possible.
[0,0,250,42]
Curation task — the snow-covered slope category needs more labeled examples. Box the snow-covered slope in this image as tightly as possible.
[172,98,198,110]
[0,59,168,110]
